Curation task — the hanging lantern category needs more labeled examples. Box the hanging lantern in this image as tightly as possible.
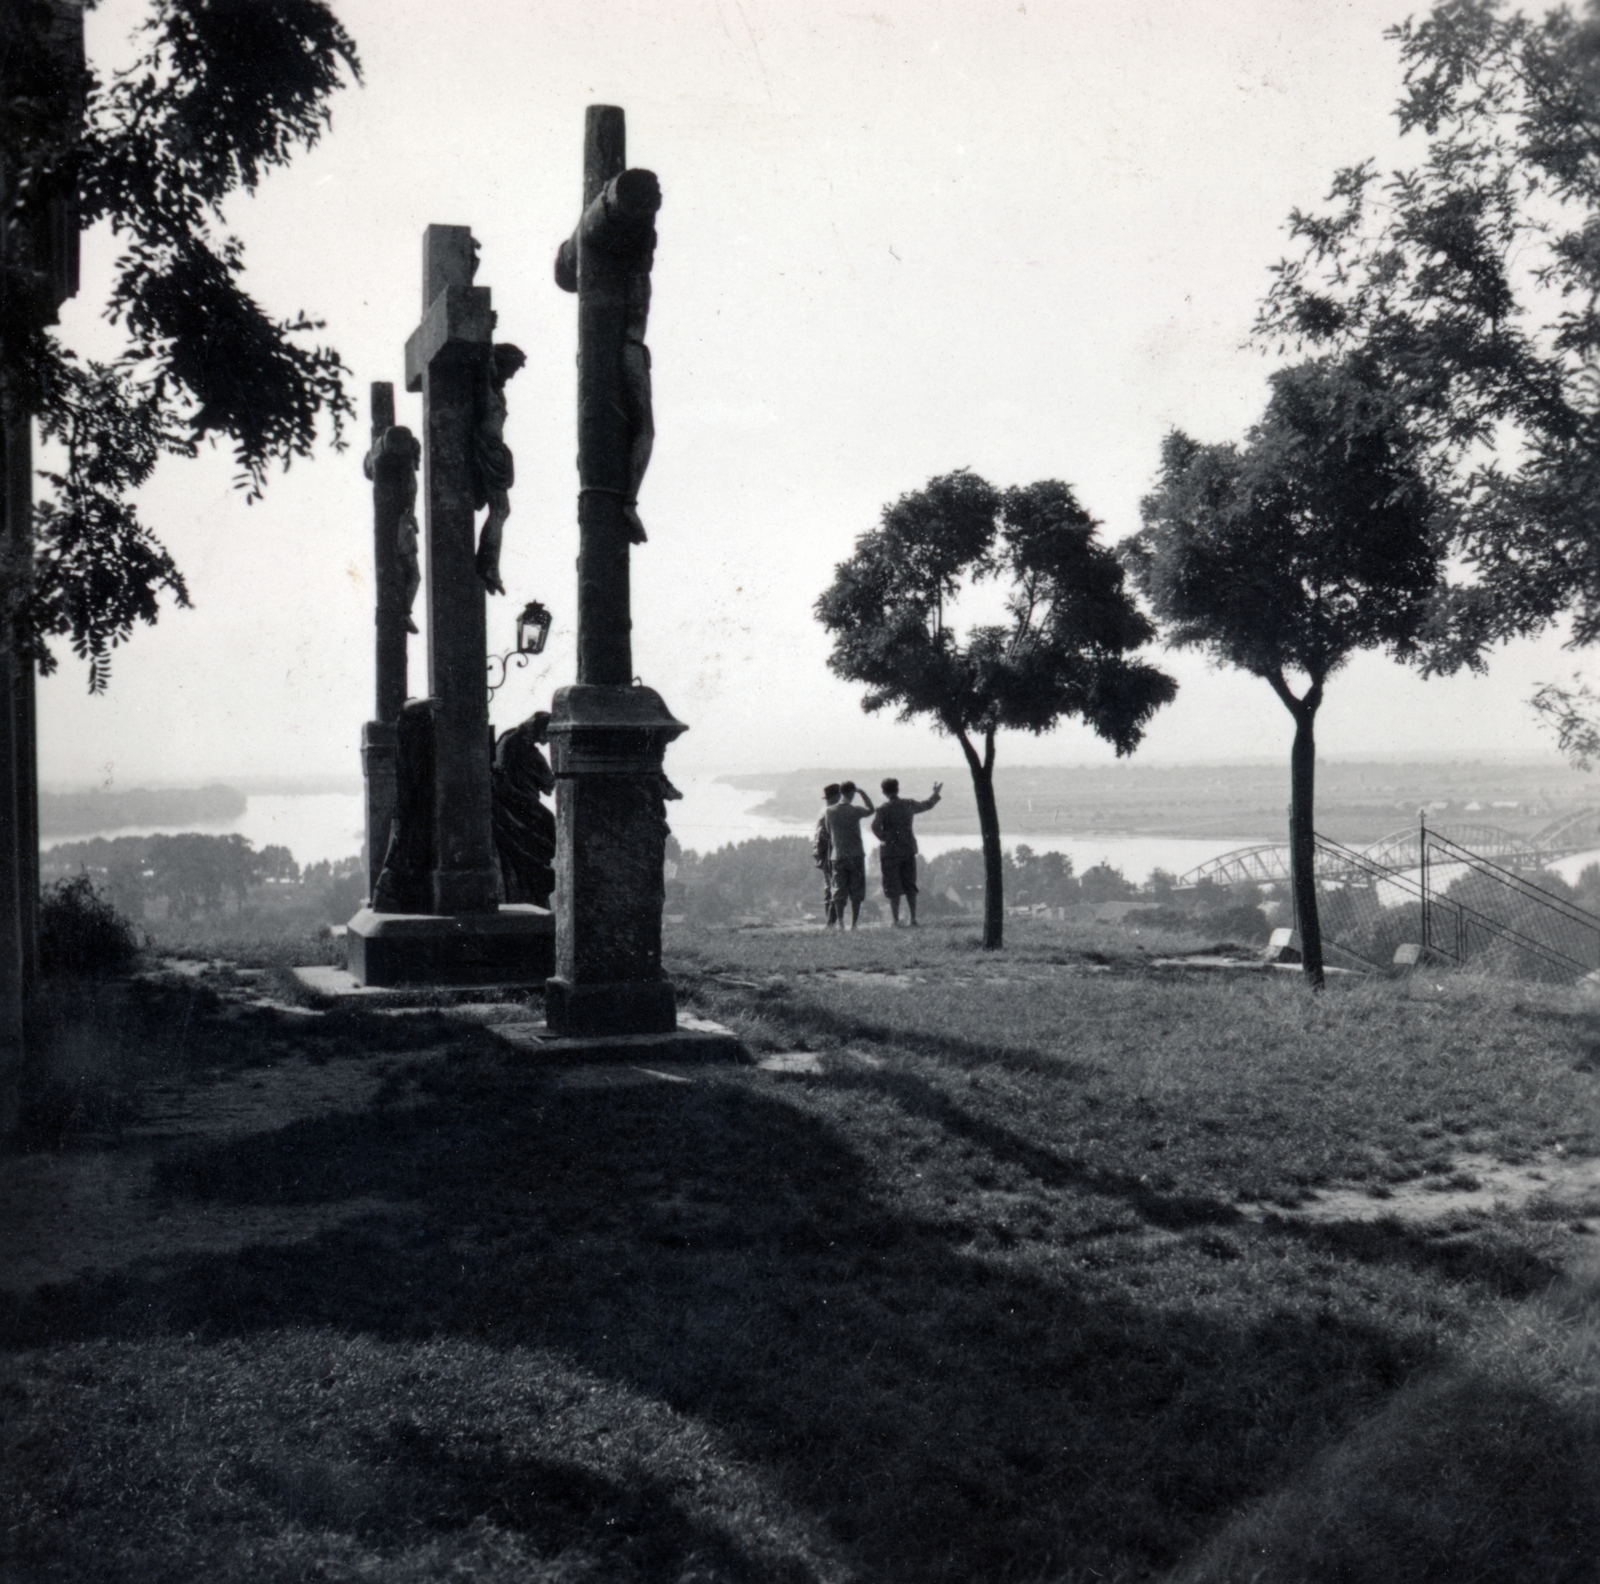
[516,599,553,655]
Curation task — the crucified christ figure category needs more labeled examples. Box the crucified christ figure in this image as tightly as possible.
[473,342,527,595]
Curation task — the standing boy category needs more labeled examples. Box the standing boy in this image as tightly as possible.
[823,781,875,930]
[871,777,942,925]
[813,783,841,926]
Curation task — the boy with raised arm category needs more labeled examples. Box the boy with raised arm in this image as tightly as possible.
[822,781,875,930]
[871,777,942,926]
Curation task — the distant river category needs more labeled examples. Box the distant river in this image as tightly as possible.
[42,793,368,871]
[670,776,1268,886]
[44,776,1274,886]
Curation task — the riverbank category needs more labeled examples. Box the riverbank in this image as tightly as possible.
[40,777,1274,886]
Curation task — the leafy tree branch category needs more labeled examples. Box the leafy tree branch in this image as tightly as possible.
[3,0,361,688]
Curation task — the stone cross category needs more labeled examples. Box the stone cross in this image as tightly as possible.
[349,229,553,987]
[359,380,420,898]
[555,107,661,684]
[545,106,686,1038]
[403,227,498,915]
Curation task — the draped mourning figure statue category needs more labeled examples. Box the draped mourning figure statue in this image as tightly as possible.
[492,710,556,907]
[371,698,438,913]
[473,342,528,595]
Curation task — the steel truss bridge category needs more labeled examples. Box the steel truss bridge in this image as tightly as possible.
[1177,809,1600,890]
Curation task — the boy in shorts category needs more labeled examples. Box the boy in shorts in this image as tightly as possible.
[870,777,942,925]
[822,781,875,929]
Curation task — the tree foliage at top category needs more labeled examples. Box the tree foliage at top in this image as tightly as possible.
[817,471,1175,754]
[1129,355,1451,983]
[816,471,1175,946]
[1130,360,1450,686]
[3,0,361,688]
[1256,0,1600,663]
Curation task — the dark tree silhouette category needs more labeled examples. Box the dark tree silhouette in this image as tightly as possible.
[816,471,1175,948]
[4,0,361,689]
[146,832,252,919]
[1128,357,1449,987]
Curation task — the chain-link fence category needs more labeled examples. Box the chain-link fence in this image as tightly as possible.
[1297,825,1600,982]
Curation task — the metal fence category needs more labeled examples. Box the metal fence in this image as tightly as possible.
[1298,820,1600,982]
[1418,822,1600,980]
[1302,835,1425,974]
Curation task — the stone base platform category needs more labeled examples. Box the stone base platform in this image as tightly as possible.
[492,1015,743,1065]
[291,965,537,1005]
[289,964,743,1065]
[344,904,554,987]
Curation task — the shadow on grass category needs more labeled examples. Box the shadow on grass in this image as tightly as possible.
[679,973,1111,1082]
[1171,1370,1600,1584]
[823,1064,1242,1232]
[1273,1214,1564,1301]
[360,1423,812,1584]
[12,976,486,1153]
[4,1033,1462,1584]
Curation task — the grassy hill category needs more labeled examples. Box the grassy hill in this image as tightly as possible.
[4,920,1599,1581]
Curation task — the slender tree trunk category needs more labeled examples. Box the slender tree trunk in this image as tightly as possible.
[1270,672,1324,990]
[1288,707,1324,988]
[958,727,1004,949]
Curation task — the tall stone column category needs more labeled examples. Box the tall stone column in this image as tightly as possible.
[546,106,686,1038]
[0,0,83,1121]
[360,380,419,899]
[4,411,38,992]
[405,227,499,916]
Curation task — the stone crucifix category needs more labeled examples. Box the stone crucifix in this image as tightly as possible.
[347,229,554,989]
[358,381,420,900]
[555,106,661,684]
[399,226,502,916]
[544,106,686,1038]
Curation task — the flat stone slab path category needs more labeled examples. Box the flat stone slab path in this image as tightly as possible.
[291,964,742,1064]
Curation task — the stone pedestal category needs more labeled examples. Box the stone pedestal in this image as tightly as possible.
[347,904,554,987]
[545,683,685,1036]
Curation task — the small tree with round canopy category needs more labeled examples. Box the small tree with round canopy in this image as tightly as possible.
[816,471,1176,948]
[1127,356,1450,987]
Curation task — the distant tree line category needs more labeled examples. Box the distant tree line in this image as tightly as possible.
[41,833,360,923]
[663,833,1272,941]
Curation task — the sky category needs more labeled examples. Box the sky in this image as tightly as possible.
[35,0,1586,792]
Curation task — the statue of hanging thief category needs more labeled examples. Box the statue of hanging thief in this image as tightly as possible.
[556,167,658,545]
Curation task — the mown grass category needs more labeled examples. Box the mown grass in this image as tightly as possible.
[675,919,1600,1206]
[3,919,1599,1582]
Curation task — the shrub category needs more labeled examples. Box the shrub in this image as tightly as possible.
[37,875,142,977]
[689,885,736,924]
[1120,905,1200,935]
[1210,903,1271,945]
[1080,862,1135,903]
[1121,903,1269,945]
[322,871,367,924]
